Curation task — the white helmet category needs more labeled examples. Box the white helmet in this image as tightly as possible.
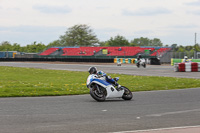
[184,56,188,59]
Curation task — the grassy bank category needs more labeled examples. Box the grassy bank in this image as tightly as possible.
[0,66,200,97]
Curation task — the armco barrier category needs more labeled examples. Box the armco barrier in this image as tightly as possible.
[174,62,200,72]
[0,58,113,63]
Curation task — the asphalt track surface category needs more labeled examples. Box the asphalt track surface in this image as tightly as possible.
[0,62,200,133]
[0,62,200,79]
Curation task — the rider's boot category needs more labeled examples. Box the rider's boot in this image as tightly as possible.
[117,84,121,90]
[115,82,121,91]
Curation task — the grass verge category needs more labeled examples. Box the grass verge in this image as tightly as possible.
[0,66,200,97]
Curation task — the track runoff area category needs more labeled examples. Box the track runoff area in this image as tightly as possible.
[0,62,200,133]
[101,63,200,133]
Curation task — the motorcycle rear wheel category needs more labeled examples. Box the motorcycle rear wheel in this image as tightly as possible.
[90,84,106,102]
[121,86,133,100]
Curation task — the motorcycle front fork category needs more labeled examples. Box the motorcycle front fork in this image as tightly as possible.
[95,85,102,94]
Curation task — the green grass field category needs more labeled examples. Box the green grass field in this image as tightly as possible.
[0,66,200,97]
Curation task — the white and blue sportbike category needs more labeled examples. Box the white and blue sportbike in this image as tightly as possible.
[86,74,133,102]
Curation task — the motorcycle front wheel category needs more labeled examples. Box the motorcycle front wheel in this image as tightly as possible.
[89,84,106,102]
[136,63,140,68]
[121,86,133,100]
[143,63,146,68]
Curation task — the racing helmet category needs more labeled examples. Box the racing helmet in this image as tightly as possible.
[88,67,97,74]
[138,54,142,58]
[184,56,188,59]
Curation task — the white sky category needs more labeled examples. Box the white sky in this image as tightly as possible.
[0,0,200,46]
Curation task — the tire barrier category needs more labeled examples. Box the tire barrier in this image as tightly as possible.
[174,62,200,72]
[115,58,160,65]
[114,58,135,64]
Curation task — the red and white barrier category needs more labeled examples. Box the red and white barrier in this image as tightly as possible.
[175,62,200,72]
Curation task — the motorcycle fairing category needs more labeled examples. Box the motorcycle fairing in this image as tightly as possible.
[87,74,124,98]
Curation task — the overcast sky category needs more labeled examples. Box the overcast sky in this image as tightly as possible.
[0,0,200,46]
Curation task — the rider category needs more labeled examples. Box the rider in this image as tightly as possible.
[88,66,121,89]
[136,54,142,64]
[182,56,190,63]
[137,54,142,61]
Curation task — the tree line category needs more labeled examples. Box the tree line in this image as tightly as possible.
[0,24,199,53]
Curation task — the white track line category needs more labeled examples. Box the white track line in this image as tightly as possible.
[111,125,200,133]
[146,108,200,117]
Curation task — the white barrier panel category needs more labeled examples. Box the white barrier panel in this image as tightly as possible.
[198,63,200,72]
[174,63,179,72]
[185,63,191,72]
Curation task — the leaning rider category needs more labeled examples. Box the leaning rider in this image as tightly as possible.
[137,54,142,61]
[88,67,121,89]
[136,54,142,64]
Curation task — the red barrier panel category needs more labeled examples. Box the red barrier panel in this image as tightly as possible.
[178,63,185,72]
[192,68,198,72]
[191,62,198,66]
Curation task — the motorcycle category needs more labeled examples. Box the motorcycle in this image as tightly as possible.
[136,58,146,68]
[86,74,133,102]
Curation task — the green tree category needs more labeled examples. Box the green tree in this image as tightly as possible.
[98,41,106,46]
[0,41,13,51]
[59,24,99,46]
[0,41,48,53]
[130,37,163,46]
[194,44,200,51]
[130,37,150,46]
[105,35,129,46]
[177,45,185,52]
[171,44,177,49]
[25,42,46,53]
[20,46,27,52]
[185,46,193,51]
[47,40,62,47]
[151,38,163,46]
[12,43,21,51]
